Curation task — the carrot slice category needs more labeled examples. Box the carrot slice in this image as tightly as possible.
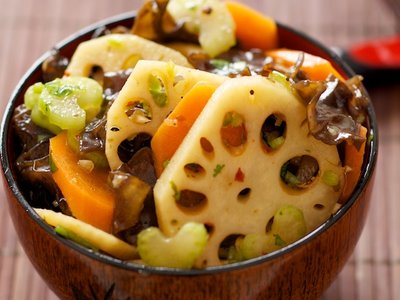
[339,125,368,203]
[225,1,278,51]
[50,131,115,232]
[267,49,344,81]
[151,83,217,177]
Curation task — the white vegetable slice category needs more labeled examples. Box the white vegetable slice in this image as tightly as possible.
[35,208,137,260]
[154,76,344,267]
[65,34,192,76]
[105,60,226,170]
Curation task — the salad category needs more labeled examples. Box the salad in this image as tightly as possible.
[13,0,370,269]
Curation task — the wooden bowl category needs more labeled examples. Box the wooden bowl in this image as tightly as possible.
[0,13,378,300]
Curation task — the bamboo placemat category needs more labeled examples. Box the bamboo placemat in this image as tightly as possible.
[0,0,398,299]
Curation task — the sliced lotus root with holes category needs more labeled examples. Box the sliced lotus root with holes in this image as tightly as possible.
[105,60,227,170]
[65,34,192,76]
[154,75,344,267]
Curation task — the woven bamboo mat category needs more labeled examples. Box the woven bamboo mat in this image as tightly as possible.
[0,0,399,299]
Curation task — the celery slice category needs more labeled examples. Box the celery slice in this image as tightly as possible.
[148,74,167,107]
[30,104,62,134]
[24,82,44,109]
[322,170,340,188]
[238,205,307,260]
[39,88,86,132]
[26,76,103,133]
[137,222,208,268]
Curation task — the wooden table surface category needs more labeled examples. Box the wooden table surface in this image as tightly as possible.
[0,0,399,299]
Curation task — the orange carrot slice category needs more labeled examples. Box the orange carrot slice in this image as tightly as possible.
[267,49,344,81]
[151,83,217,177]
[340,125,368,203]
[50,131,115,232]
[226,1,278,51]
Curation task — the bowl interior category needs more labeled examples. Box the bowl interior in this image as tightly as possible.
[0,13,378,275]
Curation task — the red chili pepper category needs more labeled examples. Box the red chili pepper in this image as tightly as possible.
[235,168,245,182]
[338,35,400,85]
[348,35,400,68]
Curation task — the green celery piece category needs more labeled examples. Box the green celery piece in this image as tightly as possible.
[30,104,61,134]
[24,82,44,109]
[225,244,244,262]
[66,130,81,153]
[148,74,168,107]
[137,222,208,268]
[238,205,307,260]
[322,170,340,188]
[209,59,247,76]
[269,71,292,90]
[367,132,374,143]
[268,71,300,99]
[45,78,75,97]
[45,77,103,120]
[38,88,86,132]
[223,111,244,127]
[170,181,181,201]
[213,164,225,177]
[238,233,271,260]
[36,77,103,132]
[268,136,285,149]
[63,77,103,121]
[273,234,286,247]
[209,59,230,70]
[284,170,301,187]
[271,205,307,246]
